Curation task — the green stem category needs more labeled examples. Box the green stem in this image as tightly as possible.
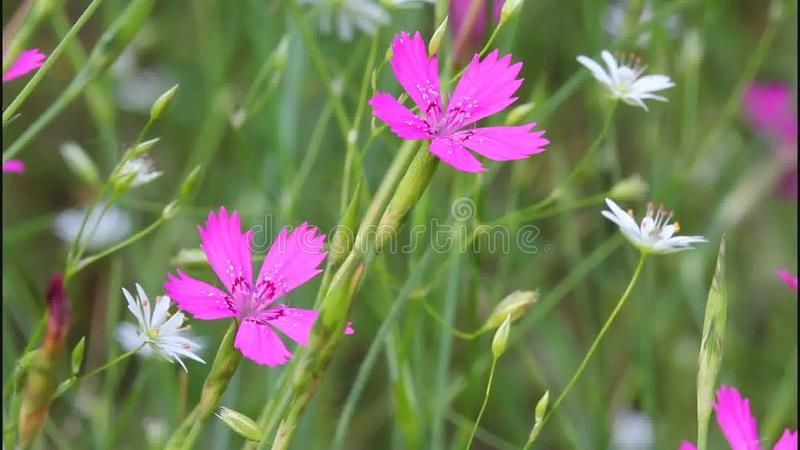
[66,215,168,282]
[559,102,617,189]
[51,344,143,400]
[2,0,106,123]
[165,321,242,450]
[530,252,647,443]
[419,298,481,340]
[466,357,498,449]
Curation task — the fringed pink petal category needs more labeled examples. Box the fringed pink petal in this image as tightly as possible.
[164,271,238,319]
[456,123,549,161]
[389,31,442,122]
[234,317,292,366]
[773,429,798,450]
[254,222,326,302]
[678,441,697,450]
[446,50,523,129]
[3,49,46,82]
[714,385,761,450]
[429,137,485,172]
[369,92,431,139]
[2,159,26,173]
[264,305,355,347]
[198,207,253,296]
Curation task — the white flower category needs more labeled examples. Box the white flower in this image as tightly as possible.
[601,198,706,254]
[116,284,205,371]
[299,0,389,41]
[576,50,675,110]
[611,409,654,450]
[116,155,162,188]
[53,203,133,251]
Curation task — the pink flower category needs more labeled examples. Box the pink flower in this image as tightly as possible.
[743,82,797,142]
[164,207,353,366]
[3,48,46,82]
[679,385,798,450]
[369,31,548,173]
[2,159,26,173]
[778,269,798,291]
[742,82,797,199]
[449,0,504,63]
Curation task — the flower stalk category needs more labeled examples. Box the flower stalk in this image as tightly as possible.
[164,321,242,450]
[528,252,647,445]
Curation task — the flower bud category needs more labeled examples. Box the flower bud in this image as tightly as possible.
[697,238,728,446]
[535,390,549,422]
[481,290,538,332]
[491,314,512,358]
[45,273,71,352]
[149,84,179,122]
[527,390,550,445]
[215,406,262,442]
[60,141,99,185]
[180,165,203,200]
[71,337,86,375]
[129,137,161,158]
[609,174,648,201]
[162,200,180,220]
[171,248,209,268]
[428,16,448,55]
[500,0,524,25]
[272,36,290,72]
[505,102,535,125]
[112,155,162,193]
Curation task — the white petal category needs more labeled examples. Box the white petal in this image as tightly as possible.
[160,311,185,334]
[600,50,619,83]
[604,198,640,234]
[601,210,622,226]
[631,74,675,94]
[135,284,152,327]
[123,287,146,330]
[577,55,613,87]
[151,295,171,328]
[115,323,148,355]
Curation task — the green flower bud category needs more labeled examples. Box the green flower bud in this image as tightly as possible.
[150,84,179,122]
[129,137,161,158]
[491,315,512,358]
[180,165,203,200]
[171,248,209,269]
[215,406,262,442]
[534,390,549,422]
[697,238,728,449]
[162,200,180,220]
[60,142,99,185]
[609,174,648,202]
[481,290,539,332]
[505,102,535,126]
[70,337,86,376]
[428,16,448,55]
[500,0,525,25]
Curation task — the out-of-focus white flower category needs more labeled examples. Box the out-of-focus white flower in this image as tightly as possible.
[601,198,706,254]
[53,203,133,251]
[142,417,168,447]
[576,50,675,111]
[114,155,162,190]
[604,0,681,46]
[611,409,655,450]
[299,0,390,41]
[116,284,205,372]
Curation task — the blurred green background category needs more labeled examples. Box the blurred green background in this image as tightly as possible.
[2,0,797,449]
